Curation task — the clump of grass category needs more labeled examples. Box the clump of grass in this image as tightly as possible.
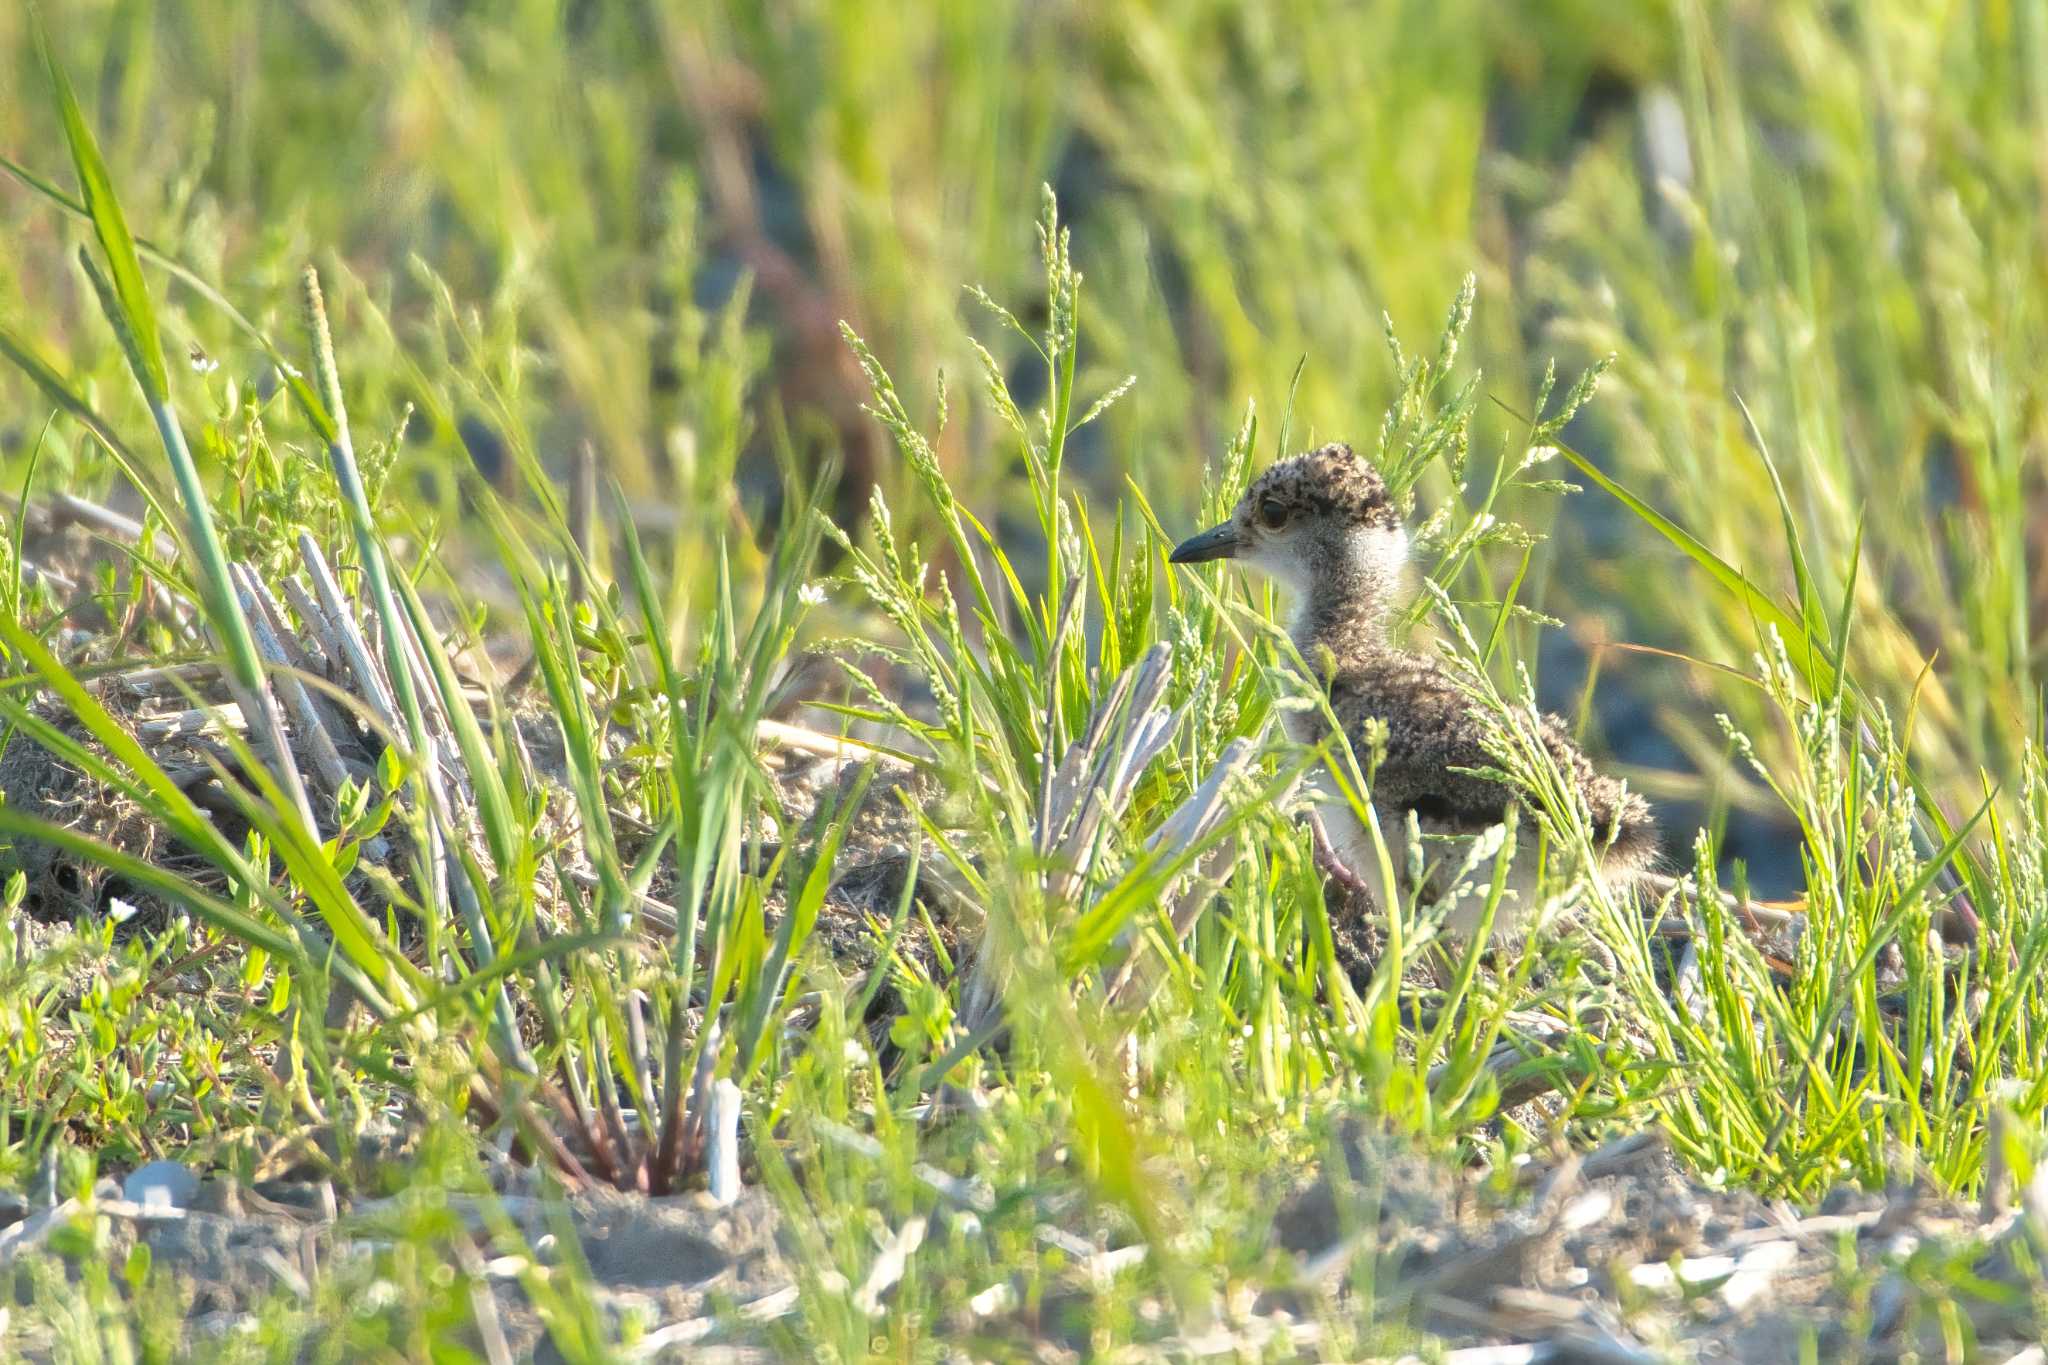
[4,4,2048,1355]
[0,33,846,1208]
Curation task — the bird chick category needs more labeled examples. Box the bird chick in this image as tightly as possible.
[1171,441,1657,940]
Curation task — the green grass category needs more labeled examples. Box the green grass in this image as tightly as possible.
[1,0,2047,1357]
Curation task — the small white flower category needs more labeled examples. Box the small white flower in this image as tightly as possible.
[798,581,828,607]
[109,897,141,924]
[187,345,219,375]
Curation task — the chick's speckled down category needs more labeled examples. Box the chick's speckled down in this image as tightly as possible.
[1295,649,1656,863]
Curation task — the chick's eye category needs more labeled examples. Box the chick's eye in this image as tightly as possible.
[1257,500,1289,530]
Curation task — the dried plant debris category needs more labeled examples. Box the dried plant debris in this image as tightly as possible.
[1260,1122,2048,1361]
[759,752,972,1028]
[0,536,580,927]
[0,706,170,923]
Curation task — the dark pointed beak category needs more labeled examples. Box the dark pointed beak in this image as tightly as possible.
[1169,522,1242,565]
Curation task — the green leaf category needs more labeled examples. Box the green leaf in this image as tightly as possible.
[1526,412,1839,698]
[36,13,167,400]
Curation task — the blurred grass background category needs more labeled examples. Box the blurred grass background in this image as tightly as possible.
[4,0,2045,894]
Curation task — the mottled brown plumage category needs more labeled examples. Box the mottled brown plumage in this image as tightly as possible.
[1244,443,1404,534]
[1298,649,1657,863]
[1171,441,1657,936]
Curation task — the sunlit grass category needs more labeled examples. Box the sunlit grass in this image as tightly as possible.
[1,0,2047,1356]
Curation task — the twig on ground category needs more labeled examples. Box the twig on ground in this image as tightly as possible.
[299,533,401,731]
